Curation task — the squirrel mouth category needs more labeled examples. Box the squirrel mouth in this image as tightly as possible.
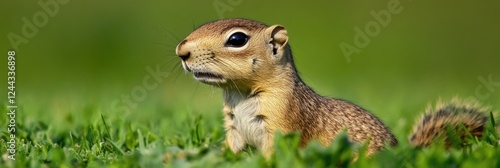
[193,72,226,83]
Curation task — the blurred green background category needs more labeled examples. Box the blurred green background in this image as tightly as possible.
[1,0,499,141]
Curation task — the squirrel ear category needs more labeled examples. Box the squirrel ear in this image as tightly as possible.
[265,25,288,58]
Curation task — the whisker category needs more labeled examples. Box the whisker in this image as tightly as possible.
[171,63,184,84]
[173,63,184,76]
[161,26,181,43]
[213,59,245,97]
[230,79,244,98]
[163,50,176,56]
[157,55,184,85]
[165,56,180,64]
[190,14,198,31]
[160,59,180,74]
[150,41,177,48]
[189,82,200,101]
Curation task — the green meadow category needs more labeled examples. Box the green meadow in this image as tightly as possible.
[1,0,499,167]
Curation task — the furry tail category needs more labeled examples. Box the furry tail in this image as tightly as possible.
[408,98,494,148]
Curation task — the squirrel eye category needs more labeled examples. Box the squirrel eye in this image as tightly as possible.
[225,32,248,47]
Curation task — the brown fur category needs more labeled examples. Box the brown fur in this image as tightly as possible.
[175,18,491,159]
[409,98,491,148]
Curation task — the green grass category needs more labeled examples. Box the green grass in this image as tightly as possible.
[2,99,499,167]
[1,0,500,167]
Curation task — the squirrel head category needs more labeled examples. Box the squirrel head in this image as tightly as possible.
[175,18,291,90]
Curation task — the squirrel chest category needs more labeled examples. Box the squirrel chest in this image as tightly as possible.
[223,91,267,148]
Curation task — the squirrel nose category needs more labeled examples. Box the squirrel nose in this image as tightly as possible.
[179,52,190,61]
[176,39,191,61]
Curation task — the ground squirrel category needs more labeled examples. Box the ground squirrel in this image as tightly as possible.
[175,18,494,158]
